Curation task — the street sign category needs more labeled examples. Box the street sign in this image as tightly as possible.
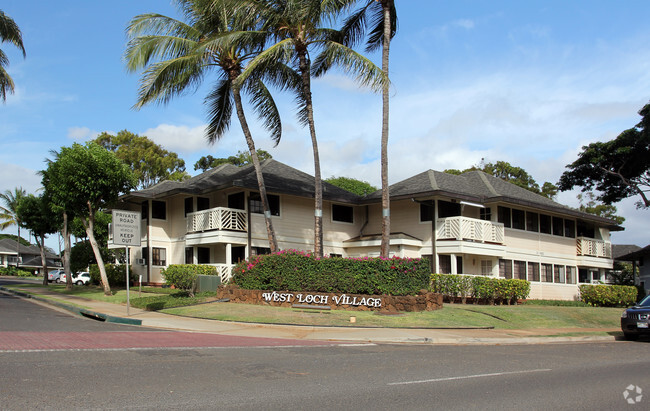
[111,210,141,247]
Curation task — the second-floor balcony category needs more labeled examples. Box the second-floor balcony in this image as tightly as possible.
[577,237,612,258]
[187,207,247,234]
[437,216,505,244]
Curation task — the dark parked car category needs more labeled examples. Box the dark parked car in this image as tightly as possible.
[621,294,650,340]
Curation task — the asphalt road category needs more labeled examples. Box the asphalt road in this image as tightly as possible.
[1,278,649,410]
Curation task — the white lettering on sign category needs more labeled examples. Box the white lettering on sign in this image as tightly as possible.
[261,292,381,308]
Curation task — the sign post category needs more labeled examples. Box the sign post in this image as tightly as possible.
[111,210,141,316]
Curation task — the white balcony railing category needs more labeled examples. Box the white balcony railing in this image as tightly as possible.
[437,216,505,244]
[207,263,235,283]
[187,207,247,233]
[577,237,612,258]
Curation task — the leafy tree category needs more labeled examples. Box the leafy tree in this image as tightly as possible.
[325,176,377,196]
[577,192,625,225]
[343,0,397,258]
[0,233,31,247]
[16,194,62,285]
[93,130,188,189]
[237,0,387,257]
[0,9,25,102]
[124,0,300,253]
[445,160,558,200]
[42,143,136,295]
[609,262,636,286]
[558,102,650,208]
[194,149,273,172]
[0,187,26,267]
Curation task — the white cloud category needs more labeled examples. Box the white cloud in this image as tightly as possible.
[0,162,42,195]
[67,126,99,141]
[142,124,213,154]
[453,19,475,30]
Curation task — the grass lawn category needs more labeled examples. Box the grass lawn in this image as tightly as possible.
[4,283,624,330]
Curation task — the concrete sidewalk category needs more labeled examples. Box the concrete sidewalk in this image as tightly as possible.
[0,284,621,345]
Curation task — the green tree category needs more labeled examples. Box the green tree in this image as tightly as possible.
[0,187,26,267]
[0,9,25,102]
[343,0,397,258]
[577,192,625,225]
[42,143,136,295]
[16,194,61,286]
[238,0,387,257]
[325,176,377,196]
[194,149,273,172]
[125,0,298,253]
[94,130,188,189]
[558,102,650,208]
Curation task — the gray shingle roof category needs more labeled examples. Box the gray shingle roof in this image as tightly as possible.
[363,170,622,229]
[122,159,360,203]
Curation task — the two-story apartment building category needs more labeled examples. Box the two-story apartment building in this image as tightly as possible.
[117,159,621,300]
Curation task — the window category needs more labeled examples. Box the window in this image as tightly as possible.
[184,197,193,217]
[527,262,540,282]
[141,201,148,220]
[439,255,452,274]
[498,206,511,228]
[185,247,194,264]
[566,266,576,284]
[539,214,552,234]
[513,261,526,280]
[480,207,491,221]
[251,247,271,256]
[197,247,210,264]
[512,209,525,230]
[197,197,210,211]
[228,192,245,210]
[329,253,343,258]
[481,260,492,275]
[249,193,280,216]
[152,200,166,220]
[564,220,575,238]
[438,200,461,218]
[577,220,595,238]
[420,203,434,222]
[152,247,166,266]
[456,256,463,274]
[526,212,539,232]
[554,265,565,283]
[541,264,553,282]
[552,216,564,236]
[332,204,354,223]
[499,259,512,279]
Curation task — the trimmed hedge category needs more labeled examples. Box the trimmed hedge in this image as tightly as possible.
[578,284,637,307]
[430,274,530,305]
[232,250,430,296]
[89,264,136,287]
[162,264,217,296]
[0,266,34,277]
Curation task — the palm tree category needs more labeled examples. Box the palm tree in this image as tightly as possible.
[0,9,26,102]
[125,0,296,253]
[0,187,27,266]
[343,0,397,258]
[237,0,387,257]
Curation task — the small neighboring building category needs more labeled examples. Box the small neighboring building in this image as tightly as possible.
[0,238,62,275]
[616,245,650,297]
[116,159,622,301]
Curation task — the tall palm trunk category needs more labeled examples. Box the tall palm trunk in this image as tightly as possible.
[297,47,323,258]
[379,1,391,258]
[36,234,48,286]
[231,79,279,252]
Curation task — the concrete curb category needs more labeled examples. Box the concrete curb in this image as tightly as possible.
[0,286,142,326]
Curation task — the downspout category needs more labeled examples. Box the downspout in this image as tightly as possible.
[147,199,152,285]
[359,205,369,237]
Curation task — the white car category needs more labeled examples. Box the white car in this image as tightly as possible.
[59,272,91,285]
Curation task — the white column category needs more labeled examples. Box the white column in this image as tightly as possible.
[450,253,457,274]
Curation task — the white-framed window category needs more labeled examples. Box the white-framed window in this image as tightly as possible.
[481,260,492,275]
[152,247,167,266]
[332,204,354,223]
[249,193,280,216]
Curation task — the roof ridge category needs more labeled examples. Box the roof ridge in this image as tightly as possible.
[475,171,499,196]
[427,170,439,190]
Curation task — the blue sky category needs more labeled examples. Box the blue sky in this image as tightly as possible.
[1,1,649,250]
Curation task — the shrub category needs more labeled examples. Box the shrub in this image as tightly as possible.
[579,284,638,307]
[89,264,136,287]
[162,264,217,296]
[232,250,430,296]
[0,266,34,277]
[431,274,530,304]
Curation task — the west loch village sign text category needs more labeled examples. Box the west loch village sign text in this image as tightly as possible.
[262,291,382,308]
